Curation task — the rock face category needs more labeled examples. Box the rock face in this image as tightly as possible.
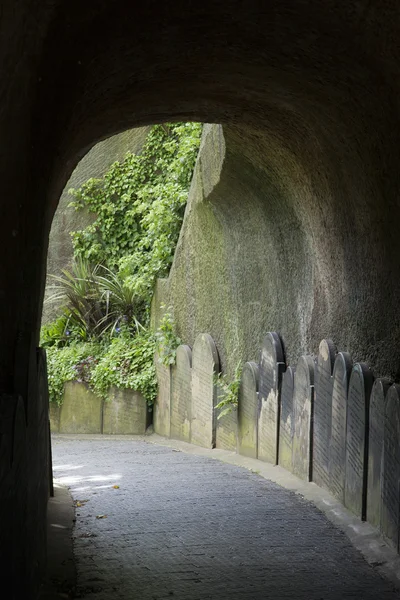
[43,127,150,322]
[3,3,400,598]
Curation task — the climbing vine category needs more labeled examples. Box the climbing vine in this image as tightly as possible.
[43,122,201,403]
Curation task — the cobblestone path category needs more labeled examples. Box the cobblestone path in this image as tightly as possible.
[52,435,400,600]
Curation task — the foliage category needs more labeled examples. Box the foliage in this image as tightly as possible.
[46,342,102,405]
[45,331,157,406]
[43,122,202,406]
[68,122,202,308]
[155,307,181,366]
[214,363,242,419]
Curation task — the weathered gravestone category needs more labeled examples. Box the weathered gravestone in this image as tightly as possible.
[59,382,103,434]
[367,378,390,529]
[278,366,295,472]
[313,339,337,489]
[329,352,352,502]
[258,332,285,464]
[170,345,192,442]
[238,362,259,458]
[345,363,374,520]
[103,387,148,434]
[153,353,171,437]
[381,384,400,551]
[216,404,238,451]
[191,334,220,449]
[292,356,315,481]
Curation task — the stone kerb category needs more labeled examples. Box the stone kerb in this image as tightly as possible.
[170,345,192,442]
[381,384,400,551]
[292,356,315,481]
[258,332,285,465]
[238,361,259,458]
[103,387,148,435]
[278,366,295,471]
[153,352,171,438]
[59,382,103,434]
[345,363,374,521]
[191,333,220,449]
[313,339,337,490]
[329,352,352,503]
[367,378,389,529]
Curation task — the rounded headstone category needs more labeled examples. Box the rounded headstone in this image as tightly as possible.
[170,345,192,442]
[345,362,374,520]
[278,366,295,472]
[367,378,390,529]
[238,362,259,458]
[313,339,337,489]
[381,384,400,551]
[329,352,352,502]
[191,334,220,449]
[292,355,315,481]
[258,332,285,465]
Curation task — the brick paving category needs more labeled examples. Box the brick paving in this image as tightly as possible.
[52,435,400,599]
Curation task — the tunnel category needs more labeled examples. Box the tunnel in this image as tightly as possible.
[1,1,400,598]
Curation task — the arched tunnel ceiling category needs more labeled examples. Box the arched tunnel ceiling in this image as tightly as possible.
[1,0,400,389]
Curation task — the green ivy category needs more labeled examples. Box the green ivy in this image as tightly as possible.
[214,363,242,419]
[155,307,181,366]
[69,122,202,308]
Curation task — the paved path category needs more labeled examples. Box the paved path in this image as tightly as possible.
[52,435,400,600]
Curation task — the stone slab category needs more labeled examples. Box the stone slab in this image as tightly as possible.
[258,332,285,464]
[313,339,336,489]
[191,334,220,449]
[292,356,315,481]
[238,362,259,458]
[153,353,171,438]
[216,405,238,451]
[49,402,61,433]
[381,384,400,551]
[170,345,192,442]
[367,378,389,529]
[329,352,352,503]
[59,382,103,434]
[345,363,374,520]
[103,387,148,434]
[278,366,295,472]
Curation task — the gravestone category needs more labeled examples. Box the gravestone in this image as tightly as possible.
[191,334,220,449]
[238,362,259,458]
[292,356,315,481]
[278,366,295,471]
[216,404,238,451]
[381,384,400,551]
[103,387,148,434]
[153,353,171,437]
[59,382,103,434]
[367,378,390,529]
[258,332,285,464]
[313,339,336,489]
[329,352,352,502]
[170,345,192,442]
[345,363,374,520]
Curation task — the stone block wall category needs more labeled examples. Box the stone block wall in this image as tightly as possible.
[50,383,149,435]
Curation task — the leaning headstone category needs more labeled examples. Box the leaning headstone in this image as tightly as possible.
[367,378,390,529]
[238,362,259,458]
[278,366,295,471]
[216,405,238,451]
[345,363,374,520]
[381,384,400,551]
[329,352,352,502]
[191,334,220,449]
[153,353,171,437]
[292,356,315,481]
[313,340,336,489]
[258,332,285,464]
[170,345,192,442]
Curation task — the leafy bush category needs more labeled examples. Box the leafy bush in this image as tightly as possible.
[155,307,181,366]
[214,363,242,419]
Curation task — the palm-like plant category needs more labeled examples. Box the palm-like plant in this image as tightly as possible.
[46,258,145,341]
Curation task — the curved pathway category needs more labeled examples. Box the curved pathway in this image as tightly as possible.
[52,436,400,600]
